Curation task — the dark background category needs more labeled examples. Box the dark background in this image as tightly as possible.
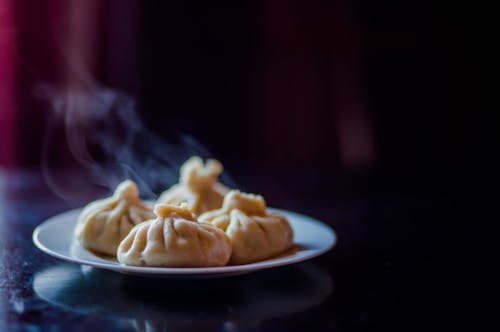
[4,0,472,172]
[1,0,476,330]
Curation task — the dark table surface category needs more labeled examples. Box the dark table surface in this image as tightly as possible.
[0,166,468,331]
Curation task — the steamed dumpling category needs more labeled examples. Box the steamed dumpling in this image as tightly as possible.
[157,156,229,215]
[117,203,232,267]
[199,190,294,265]
[75,180,154,256]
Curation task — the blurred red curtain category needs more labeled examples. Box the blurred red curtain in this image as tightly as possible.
[0,0,16,168]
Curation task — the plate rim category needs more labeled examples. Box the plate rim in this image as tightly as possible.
[32,207,337,275]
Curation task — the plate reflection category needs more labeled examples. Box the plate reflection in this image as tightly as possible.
[33,263,332,331]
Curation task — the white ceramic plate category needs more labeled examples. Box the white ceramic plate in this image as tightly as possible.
[33,207,336,278]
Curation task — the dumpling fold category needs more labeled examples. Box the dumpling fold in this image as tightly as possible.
[117,203,232,267]
[199,190,294,265]
[157,156,229,215]
[75,180,154,256]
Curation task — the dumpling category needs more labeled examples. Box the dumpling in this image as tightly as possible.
[157,156,229,215]
[199,190,294,265]
[75,180,154,256]
[117,203,232,267]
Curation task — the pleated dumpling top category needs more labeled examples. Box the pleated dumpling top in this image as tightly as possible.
[117,203,232,267]
[199,190,294,265]
[157,156,229,215]
[75,180,154,256]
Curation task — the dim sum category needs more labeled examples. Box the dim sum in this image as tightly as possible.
[157,156,229,215]
[117,203,232,267]
[75,180,154,256]
[199,190,293,264]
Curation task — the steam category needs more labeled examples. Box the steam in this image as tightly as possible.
[38,85,220,203]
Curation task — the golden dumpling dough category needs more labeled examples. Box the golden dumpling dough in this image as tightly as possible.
[199,190,294,265]
[75,180,154,256]
[157,156,229,215]
[117,203,232,267]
